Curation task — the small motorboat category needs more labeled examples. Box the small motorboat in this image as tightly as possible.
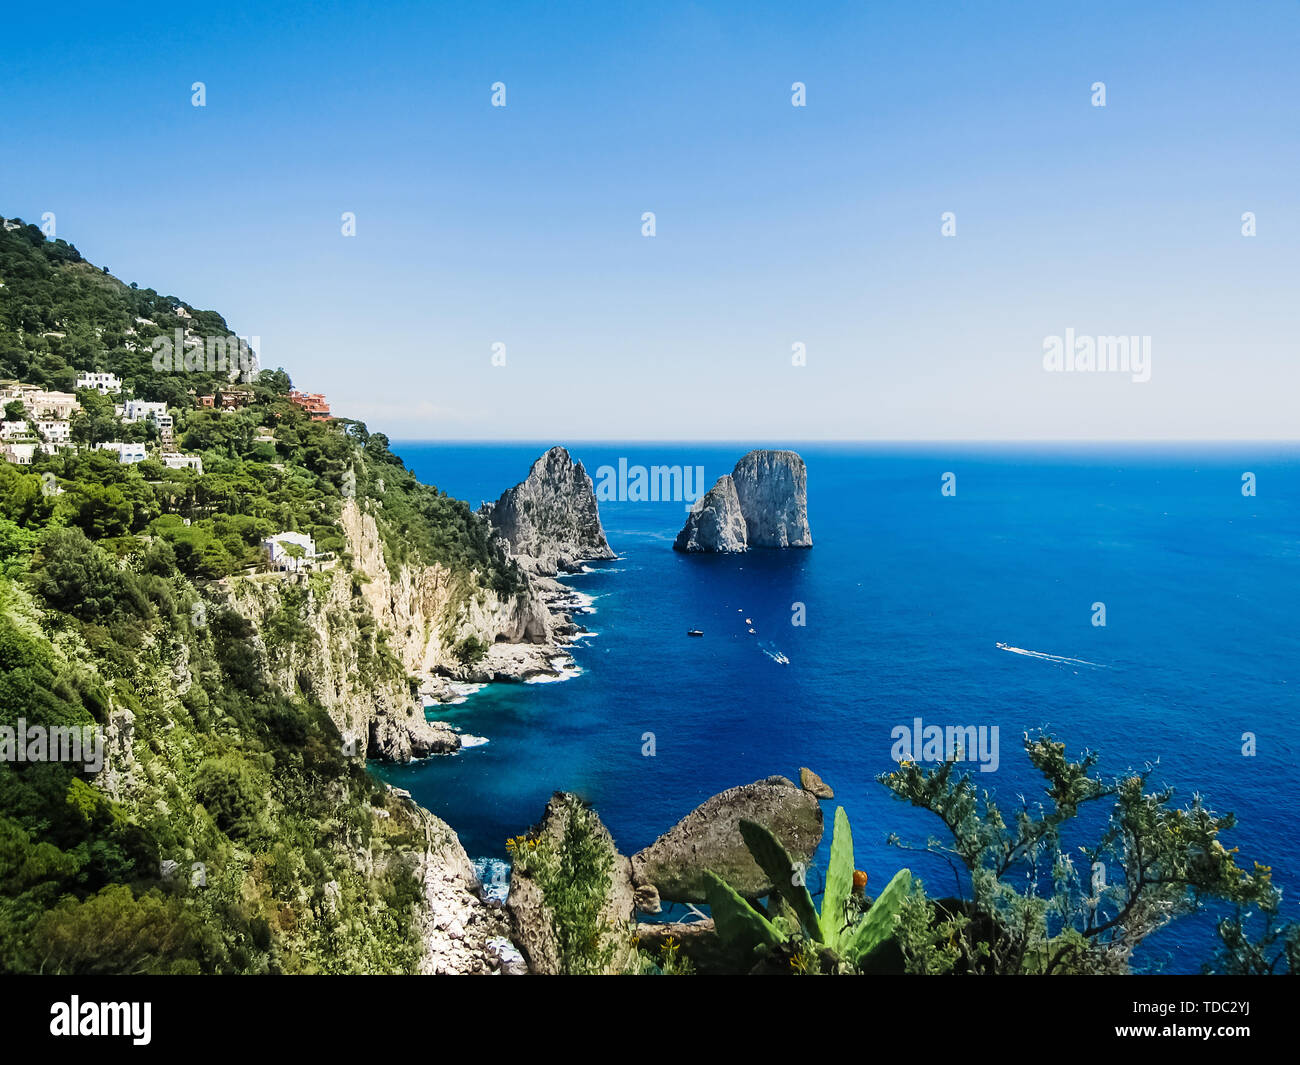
[687,629,704,637]
[747,627,756,634]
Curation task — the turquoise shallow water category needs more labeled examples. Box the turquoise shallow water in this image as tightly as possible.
[376,442,1300,973]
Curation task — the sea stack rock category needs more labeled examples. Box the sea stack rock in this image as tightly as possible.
[671,475,747,553]
[480,446,616,575]
[674,449,811,553]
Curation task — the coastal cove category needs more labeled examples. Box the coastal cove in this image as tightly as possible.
[376,441,1300,975]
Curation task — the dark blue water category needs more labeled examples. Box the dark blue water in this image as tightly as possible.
[377,442,1300,973]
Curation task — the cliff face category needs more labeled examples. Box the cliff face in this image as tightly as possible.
[480,447,616,575]
[207,498,540,972]
[731,449,812,548]
[674,449,812,553]
[672,475,747,553]
[225,499,556,762]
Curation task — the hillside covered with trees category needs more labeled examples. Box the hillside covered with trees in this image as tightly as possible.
[0,219,523,972]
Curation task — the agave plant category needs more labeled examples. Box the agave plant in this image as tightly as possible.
[703,806,912,971]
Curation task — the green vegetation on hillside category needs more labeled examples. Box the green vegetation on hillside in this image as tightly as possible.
[0,219,524,973]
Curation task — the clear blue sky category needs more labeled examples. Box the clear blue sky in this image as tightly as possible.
[2,1,1296,440]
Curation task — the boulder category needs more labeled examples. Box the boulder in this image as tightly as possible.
[799,766,834,799]
[369,710,460,762]
[633,884,662,914]
[630,775,824,903]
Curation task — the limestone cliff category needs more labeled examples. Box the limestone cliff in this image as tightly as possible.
[674,449,812,553]
[671,474,747,553]
[223,499,573,761]
[480,446,616,575]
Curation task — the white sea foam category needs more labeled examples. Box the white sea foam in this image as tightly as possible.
[525,658,583,683]
[472,858,511,904]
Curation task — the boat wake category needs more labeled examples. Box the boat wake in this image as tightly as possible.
[996,642,1107,669]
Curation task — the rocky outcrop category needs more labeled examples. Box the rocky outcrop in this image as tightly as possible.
[506,792,637,974]
[222,497,587,761]
[480,447,616,575]
[379,789,515,974]
[672,475,747,553]
[674,449,811,553]
[799,766,834,799]
[629,775,824,903]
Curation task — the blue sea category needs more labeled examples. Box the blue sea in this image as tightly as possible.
[377,442,1300,974]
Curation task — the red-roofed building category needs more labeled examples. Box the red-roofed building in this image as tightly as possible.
[289,389,331,421]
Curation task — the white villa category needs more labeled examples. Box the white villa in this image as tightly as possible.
[34,420,71,444]
[121,399,168,423]
[160,452,203,474]
[0,384,80,420]
[97,441,147,464]
[2,442,36,465]
[0,421,28,440]
[263,531,317,572]
[75,372,122,395]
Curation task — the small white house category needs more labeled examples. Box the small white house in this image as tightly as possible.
[2,442,36,465]
[160,452,203,474]
[0,420,29,440]
[75,372,122,395]
[262,531,316,572]
[34,420,71,444]
[97,441,147,464]
[122,399,167,423]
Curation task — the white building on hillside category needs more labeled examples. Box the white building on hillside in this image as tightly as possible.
[97,441,147,464]
[160,452,203,474]
[155,413,175,445]
[34,420,71,444]
[122,399,168,423]
[75,372,122,395]
[0,386,79,420]
[262,531,316,572]
[2,442,36,465]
